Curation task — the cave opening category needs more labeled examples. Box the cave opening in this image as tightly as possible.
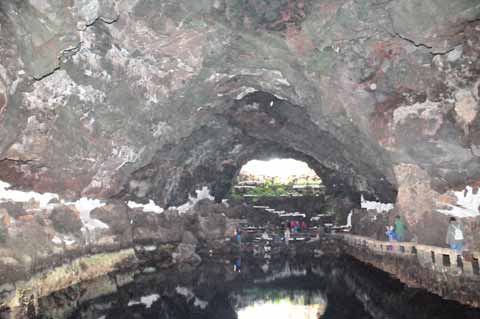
[228,158,337,225]
[237,158,322,188]
[218,154,361,231]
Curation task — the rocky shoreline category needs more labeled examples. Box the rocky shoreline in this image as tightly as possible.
[0,194,302,318]
[5,249,479,319]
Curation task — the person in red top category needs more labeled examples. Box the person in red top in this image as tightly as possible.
[301,221,307,231]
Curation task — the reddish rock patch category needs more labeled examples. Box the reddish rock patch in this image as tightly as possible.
[0,159,99,199]
[370,93,406,146]
[0,210,11,227]
[268,0,306,30]
[285,25,315,56]
[17,215,35,223]
[0,160,26,188]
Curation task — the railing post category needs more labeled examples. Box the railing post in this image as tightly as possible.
[463,258,474,276]
[415,247,430,267]
[449,251,460,270]
[434,251,444,268]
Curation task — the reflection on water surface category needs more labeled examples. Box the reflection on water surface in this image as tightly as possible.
[33,255,480,319]
[236,289,326,319]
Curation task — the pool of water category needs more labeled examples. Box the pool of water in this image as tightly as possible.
[37,254,480,319]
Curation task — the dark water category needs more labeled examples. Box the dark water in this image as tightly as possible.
[38,254,480,319]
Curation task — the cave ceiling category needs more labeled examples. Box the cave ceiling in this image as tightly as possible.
[0,0,479,207]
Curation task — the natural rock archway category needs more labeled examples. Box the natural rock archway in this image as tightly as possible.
[121,90,397,208]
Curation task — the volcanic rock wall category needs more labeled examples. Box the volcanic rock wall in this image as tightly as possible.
[0,0,479,249]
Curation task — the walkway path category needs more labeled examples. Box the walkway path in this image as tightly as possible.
[237,222,480,308]
[339,234,480,308]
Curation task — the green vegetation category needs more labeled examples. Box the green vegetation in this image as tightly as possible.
[245,179,290,197]
[229,170,324,200]
[229,187,243,201]
[289,176,321,186]
[228,179,291,200]
[229,178,321,200]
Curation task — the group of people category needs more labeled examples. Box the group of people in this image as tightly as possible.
[236,214,467,255]
[288,220,308,233]
[386,215,465,252]
[385,215,407,242]
[282,220,308,245]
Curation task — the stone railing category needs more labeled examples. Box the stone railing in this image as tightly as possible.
[340,234,480,278]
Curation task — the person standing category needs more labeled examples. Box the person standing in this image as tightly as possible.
[393,215,407,242]
[284,224,291,246]
[235,227,242,246]
[446,217,464,251]
[234,256,241,272]
[301,221,307,231]
[386,225,397,242]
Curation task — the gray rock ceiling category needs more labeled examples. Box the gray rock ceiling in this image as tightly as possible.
[0,0,479,207]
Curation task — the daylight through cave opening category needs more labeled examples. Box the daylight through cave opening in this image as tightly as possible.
[230,157,396,228]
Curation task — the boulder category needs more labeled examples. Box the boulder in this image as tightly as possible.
[182,231,198,245]
[49,206,83,234]
[0,283,15,310]
[190,200,227,241]
[0,203,27,219]
[90,202,133,245]
[150,244,176,267]
[0,218,55,283]
[172,243,201,266]
[132,209,185,244]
